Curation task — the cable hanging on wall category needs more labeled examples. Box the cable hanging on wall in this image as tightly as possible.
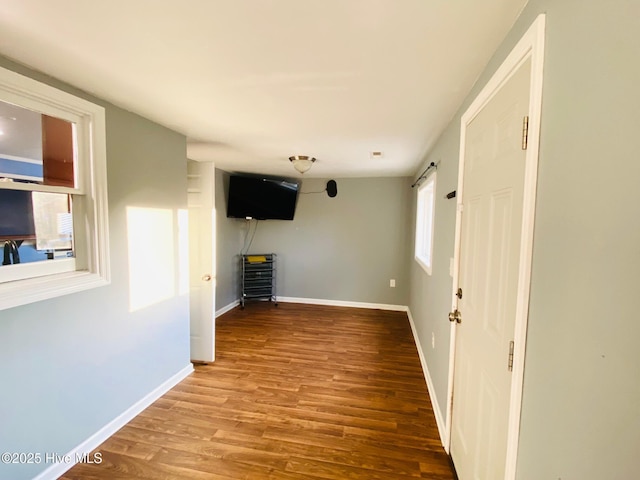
[411,162,437,188]
[300,180,338,198]
[240,219,260,255]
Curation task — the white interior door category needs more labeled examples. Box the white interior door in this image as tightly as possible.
[450,58,531,480]
[187,160,216,363]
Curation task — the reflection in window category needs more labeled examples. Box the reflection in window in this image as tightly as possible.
[0,98,76,273]
[0,100,75,188]
[32,192,73,251]
[0,190,73,266]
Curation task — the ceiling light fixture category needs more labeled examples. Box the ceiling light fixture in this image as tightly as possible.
[289,155,316,174]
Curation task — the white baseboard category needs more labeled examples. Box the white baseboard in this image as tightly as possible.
[406,308,447,446]
[215,299,240,317]
[277,296,408,312]
[33,364,194,480]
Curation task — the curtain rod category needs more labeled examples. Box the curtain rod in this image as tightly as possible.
[411,162,436,188]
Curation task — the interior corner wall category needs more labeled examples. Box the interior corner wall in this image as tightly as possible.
[409,0,640,478]
[0,57,191,480]
[215,172,412,308]
[215,168,243,311]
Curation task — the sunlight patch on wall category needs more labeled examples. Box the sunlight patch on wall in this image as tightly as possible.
[178,209,189,296]
[127,206,176,312]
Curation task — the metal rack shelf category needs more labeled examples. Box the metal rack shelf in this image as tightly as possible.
[241,253,277,308]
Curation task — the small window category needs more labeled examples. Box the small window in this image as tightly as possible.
[415,172,436,275]
[0,65,109,311]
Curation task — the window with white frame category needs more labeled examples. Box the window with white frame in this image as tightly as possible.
[415,172,436,275]
[0,65,110,311]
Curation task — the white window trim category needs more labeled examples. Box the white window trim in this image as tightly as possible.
[414,172,436,275]
[0,65,110,311]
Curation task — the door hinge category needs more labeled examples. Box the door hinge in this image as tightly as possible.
[521,116,529,150]
[508,340,515,372]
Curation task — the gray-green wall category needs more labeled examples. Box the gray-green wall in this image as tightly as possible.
[215,172,412,309]
[0,57,190,480]
[215,168,242,310]
[409,0,640,478]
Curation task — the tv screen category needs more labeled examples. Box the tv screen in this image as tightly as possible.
[227,175,299,220]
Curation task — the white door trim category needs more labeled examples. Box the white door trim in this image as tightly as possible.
[445,14,546,480]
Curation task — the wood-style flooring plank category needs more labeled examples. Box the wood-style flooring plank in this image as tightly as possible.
[62,302,456,479]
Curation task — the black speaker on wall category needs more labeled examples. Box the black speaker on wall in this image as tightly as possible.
[326,180,337,198]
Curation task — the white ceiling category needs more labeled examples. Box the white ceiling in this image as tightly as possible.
[0,0,528,178]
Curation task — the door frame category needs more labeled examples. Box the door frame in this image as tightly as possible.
[445,14,546,479]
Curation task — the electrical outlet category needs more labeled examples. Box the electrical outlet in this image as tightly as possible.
[432,332,435,349]
[389,279,396,288]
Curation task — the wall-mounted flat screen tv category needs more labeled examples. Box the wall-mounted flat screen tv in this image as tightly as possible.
[227,174,299,220]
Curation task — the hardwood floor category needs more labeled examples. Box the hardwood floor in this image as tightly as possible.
[61,302,456,479]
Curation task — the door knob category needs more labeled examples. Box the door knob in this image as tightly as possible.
[448,309,462,324]
[202,274,212,282]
